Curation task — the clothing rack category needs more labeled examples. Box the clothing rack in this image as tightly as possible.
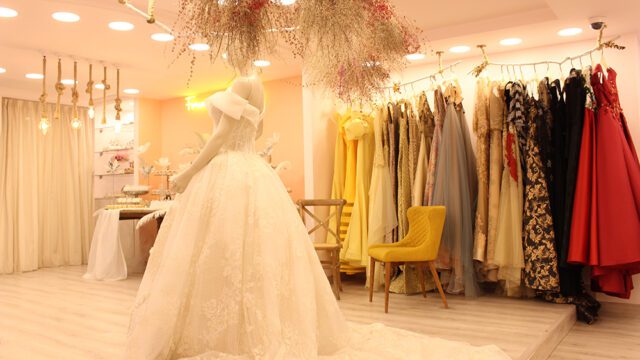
[470,25,626,77]
[117,0,172,33]
[382,51,463,94]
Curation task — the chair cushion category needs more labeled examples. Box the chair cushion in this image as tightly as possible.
[368,244,428,263]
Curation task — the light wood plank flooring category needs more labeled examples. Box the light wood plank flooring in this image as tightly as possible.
[549,302,640,360]
[0,266,579,360]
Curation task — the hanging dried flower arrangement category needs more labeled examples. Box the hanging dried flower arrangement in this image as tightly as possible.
[165,0,421,100]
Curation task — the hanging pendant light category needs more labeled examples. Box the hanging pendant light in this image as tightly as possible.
[114,68,123,133]
[71,61,81,129]
[86,64,95,120]
[101,66,110,126]
[38,56,50,135]
[54,58,65,124]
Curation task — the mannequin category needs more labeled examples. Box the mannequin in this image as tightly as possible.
[170,76,264,193]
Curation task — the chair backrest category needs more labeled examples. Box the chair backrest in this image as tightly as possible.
[297,199,347,245]
[401,206,446,261]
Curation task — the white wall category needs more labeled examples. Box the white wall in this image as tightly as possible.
[303,32,640,303]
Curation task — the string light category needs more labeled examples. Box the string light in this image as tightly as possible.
[38,56,49,135]
[101,66,110,125]
[114,68,122,133]
[86,64,95,120]
[71,61,81,129]
[54,58,65,123]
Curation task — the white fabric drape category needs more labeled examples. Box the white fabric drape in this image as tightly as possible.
[0,98,94,274]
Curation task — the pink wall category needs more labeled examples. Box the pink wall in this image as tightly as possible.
[158,75,305,200]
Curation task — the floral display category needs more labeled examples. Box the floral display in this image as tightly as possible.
[167,0,421,100]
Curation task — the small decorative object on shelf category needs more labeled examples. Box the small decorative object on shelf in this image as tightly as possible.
[122,184,150,197]
[153,168,177,200]
[155,157,171,169]
[106,157,121,174]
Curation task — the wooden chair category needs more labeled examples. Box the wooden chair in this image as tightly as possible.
[297,199,346,300]
[368,206,448,313]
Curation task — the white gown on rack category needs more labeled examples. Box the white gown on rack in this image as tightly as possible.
[124,88,510,360]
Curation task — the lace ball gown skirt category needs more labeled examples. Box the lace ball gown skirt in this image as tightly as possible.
[124,152,510,360]
[125,151,349,359]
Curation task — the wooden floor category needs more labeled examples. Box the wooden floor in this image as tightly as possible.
[549,301,640,360]
[0,266,632,360]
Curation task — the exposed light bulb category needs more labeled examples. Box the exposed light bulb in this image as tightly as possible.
[39,118,50,135]
[71,118,81,129]
[88,106,95,120]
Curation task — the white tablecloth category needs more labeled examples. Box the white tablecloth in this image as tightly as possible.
[83,209,127,281]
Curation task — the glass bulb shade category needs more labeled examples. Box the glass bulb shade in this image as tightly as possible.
[39,118,50,135]
[71,118,81,129]
[88,106,95,119]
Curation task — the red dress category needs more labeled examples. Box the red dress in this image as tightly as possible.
[569,65,640,299]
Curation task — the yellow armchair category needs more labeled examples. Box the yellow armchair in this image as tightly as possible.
[368,206,448,313]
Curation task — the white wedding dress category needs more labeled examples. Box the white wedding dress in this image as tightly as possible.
[124,89,511,360]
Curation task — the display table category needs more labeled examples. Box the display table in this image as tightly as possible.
[84,207,166,281]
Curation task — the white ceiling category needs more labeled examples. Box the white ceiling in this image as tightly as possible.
[0,0,638,100]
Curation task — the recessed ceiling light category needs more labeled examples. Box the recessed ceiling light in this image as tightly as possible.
[109,21,134,31]
[26,73,44,79]
[253,59,271,67]
[280,0,297,5]
[0,67,6,74]
[151,32,174,42]
[0,7,18,18]
[189,43,210,51]
[499,38,523,46]
[558,27,582,37]
[95,83,105,90]
[449,45,471,53]
[123,88,140,95]
[52,12,80,23]
[405,53,426,61]
[61,79,77,85]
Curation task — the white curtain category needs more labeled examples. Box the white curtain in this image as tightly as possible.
[0,98,94,274]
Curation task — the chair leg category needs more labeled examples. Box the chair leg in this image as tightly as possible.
[332,250,340,300]
[428,261,448,309]
[384,262,392,313]
[369,257,375,302]
[416,262,426,298]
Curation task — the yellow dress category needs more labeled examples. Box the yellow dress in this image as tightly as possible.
[328,112,349,244]
[341,111,375,267]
